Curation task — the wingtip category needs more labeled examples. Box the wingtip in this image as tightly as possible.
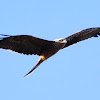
[23,57,45,78]
[23,75,28,78]
[0,34,11,40]
[23,68,36,78]
[0,34,11,36]
[23,73,31,78]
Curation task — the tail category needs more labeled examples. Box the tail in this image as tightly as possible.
[24,56,45,77]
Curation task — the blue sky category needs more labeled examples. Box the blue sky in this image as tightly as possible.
[0,0,100,100]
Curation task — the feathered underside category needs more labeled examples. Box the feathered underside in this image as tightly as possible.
[0,35,55,56]
[63,27,100,48]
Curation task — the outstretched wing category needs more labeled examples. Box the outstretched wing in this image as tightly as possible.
[63,27,100,48]
[0,35,54,55]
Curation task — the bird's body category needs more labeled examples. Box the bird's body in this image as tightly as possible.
[0,27,100,77]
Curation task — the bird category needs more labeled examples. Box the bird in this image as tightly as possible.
[0,27,100,77]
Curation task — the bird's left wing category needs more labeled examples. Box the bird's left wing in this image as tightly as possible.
[0,35,54,55]
[63,27,100,48]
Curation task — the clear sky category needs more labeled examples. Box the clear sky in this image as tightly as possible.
[0,0,100,100]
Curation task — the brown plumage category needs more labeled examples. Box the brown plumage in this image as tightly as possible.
[63,28,100,48]
[0,27,100,77]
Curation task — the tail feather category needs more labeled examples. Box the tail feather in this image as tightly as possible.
[24,57,45,77]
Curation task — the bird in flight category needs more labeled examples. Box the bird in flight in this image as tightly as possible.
[0,27,100,77]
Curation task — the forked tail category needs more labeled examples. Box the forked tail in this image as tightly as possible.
[24,57,45,77]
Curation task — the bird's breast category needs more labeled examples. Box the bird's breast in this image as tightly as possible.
[41,42,66,59]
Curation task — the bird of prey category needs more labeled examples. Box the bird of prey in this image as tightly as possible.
[0,27,100,77]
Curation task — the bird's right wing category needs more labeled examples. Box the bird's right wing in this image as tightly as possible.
[63,27,100,48]
[0,35,54,56]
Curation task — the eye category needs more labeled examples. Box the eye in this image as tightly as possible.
[60,39,67,43]
[61,39,64,41]
[59,40,63,42]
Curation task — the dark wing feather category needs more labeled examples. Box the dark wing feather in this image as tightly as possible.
[0,35,54,56]
[63,27,100,48]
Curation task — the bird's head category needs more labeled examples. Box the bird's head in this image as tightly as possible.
[54,38,67,43]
